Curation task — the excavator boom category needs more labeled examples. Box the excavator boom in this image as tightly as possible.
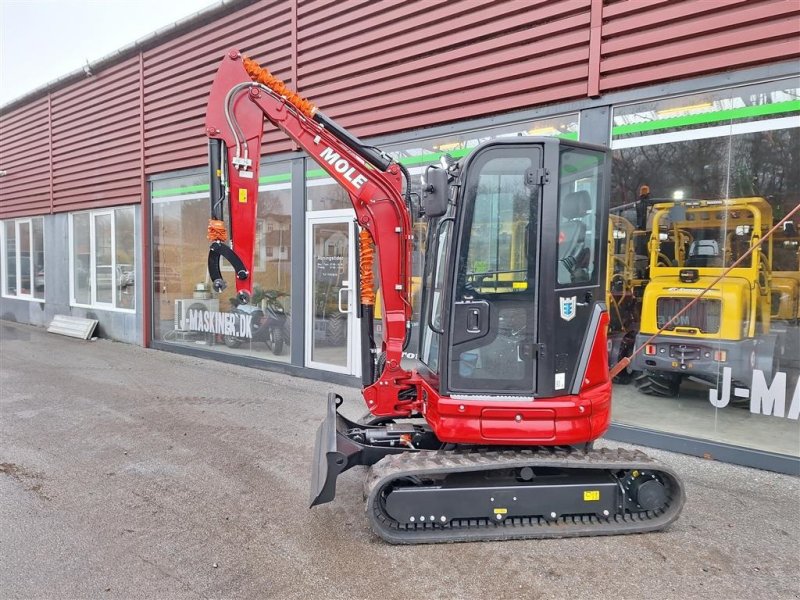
[205,50,415,416]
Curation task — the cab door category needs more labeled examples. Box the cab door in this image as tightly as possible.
[537,143,610,397]
[445,144,543,395]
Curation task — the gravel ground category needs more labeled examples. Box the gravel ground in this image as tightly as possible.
[1,321,798,600]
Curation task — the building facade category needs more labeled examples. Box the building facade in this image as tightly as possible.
[2,0,799,472]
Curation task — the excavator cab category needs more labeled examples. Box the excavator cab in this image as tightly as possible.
[419,139,609,399]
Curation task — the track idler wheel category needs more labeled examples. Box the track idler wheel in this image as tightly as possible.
[622,470,667,511]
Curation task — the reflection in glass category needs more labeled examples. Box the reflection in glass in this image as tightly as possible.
[3,221,16,295]
[94,213,113,304]
[610,79,800,459]
[32,218,44,300]
[152,162,292,364]
[306,159,352,211]
[72,213,91,305]
[18,221,31,295]
[310,221,349,368]
[115,208,136,310]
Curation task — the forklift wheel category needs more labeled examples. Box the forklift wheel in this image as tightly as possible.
[634,371,681,397]
[612,368,637,385]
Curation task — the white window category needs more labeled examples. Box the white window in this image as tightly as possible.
[1,217,45,301]
[69,207,136,311]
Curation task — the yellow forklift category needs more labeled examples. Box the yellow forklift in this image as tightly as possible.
[771,222,800,323]
[631,198,784,396]
[606,213,649,383]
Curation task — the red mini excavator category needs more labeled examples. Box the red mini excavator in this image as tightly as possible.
[204,50,685,544]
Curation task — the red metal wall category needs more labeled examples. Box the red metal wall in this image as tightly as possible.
[599,0,800,93]
[142,0,294,174]
[50,57,143,213]
[0,98,50,218]
[1,0,798,218]
[296,0,593,136]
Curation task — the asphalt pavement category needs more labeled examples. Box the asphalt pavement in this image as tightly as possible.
[1,321,798,600]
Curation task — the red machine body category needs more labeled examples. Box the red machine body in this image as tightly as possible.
[204,50,612,446]
[202,50,685,544]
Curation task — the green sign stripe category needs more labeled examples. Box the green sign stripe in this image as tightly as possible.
[306,132,577,177]
[152,173,292,197]
[152,183,209,197]
[261,173,292,184]
[612,100,800,137]
[154,131,580,194]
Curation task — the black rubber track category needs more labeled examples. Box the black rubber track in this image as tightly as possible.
[364,447,686,544]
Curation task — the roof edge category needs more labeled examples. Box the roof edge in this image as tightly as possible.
[0,0,257,116]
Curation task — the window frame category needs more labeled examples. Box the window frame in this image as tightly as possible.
[1,216,45,303]
[68,207,137,313]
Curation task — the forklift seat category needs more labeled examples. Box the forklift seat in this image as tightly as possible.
[559,191,592,283]
[686,240,722,267]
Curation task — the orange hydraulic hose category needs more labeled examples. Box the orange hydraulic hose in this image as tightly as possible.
[242,56,316,119]
[609,202,800,379]
[359,229,376,306]
[207,219,228,242]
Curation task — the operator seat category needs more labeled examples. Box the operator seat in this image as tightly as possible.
[558,190,592,283]
[685,239,722,267]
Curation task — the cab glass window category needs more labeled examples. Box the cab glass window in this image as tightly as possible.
[557,149,605,286]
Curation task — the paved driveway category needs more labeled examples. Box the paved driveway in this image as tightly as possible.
[1,322,798,600]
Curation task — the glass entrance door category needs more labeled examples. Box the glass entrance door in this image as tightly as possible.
[305,212,360,375]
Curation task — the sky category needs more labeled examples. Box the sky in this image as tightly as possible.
[0,0,214,106]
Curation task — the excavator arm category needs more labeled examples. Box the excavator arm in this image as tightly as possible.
[204,50,414,416]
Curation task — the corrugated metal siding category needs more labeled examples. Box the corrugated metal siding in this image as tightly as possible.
[0,98,51,218]
[599,0,800,92]
[2,0,799,219]
[142,0,294,174]
[50,57,143,212]
[297,0,592,137]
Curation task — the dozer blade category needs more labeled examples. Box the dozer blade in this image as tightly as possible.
[309,393,348,507]
[309,392,405,507]
[364,447,686,544]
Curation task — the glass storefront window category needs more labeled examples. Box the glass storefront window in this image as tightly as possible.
[1,216,45,300]
[306,159,352,211]
[69,207,136,311]
[115,208,136,310]
[31,218,44,300]
[387,114,579,169]
[152,161,292,363]
[94,213,113,305]
[609,78,800,459]
[3,220,17,296]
